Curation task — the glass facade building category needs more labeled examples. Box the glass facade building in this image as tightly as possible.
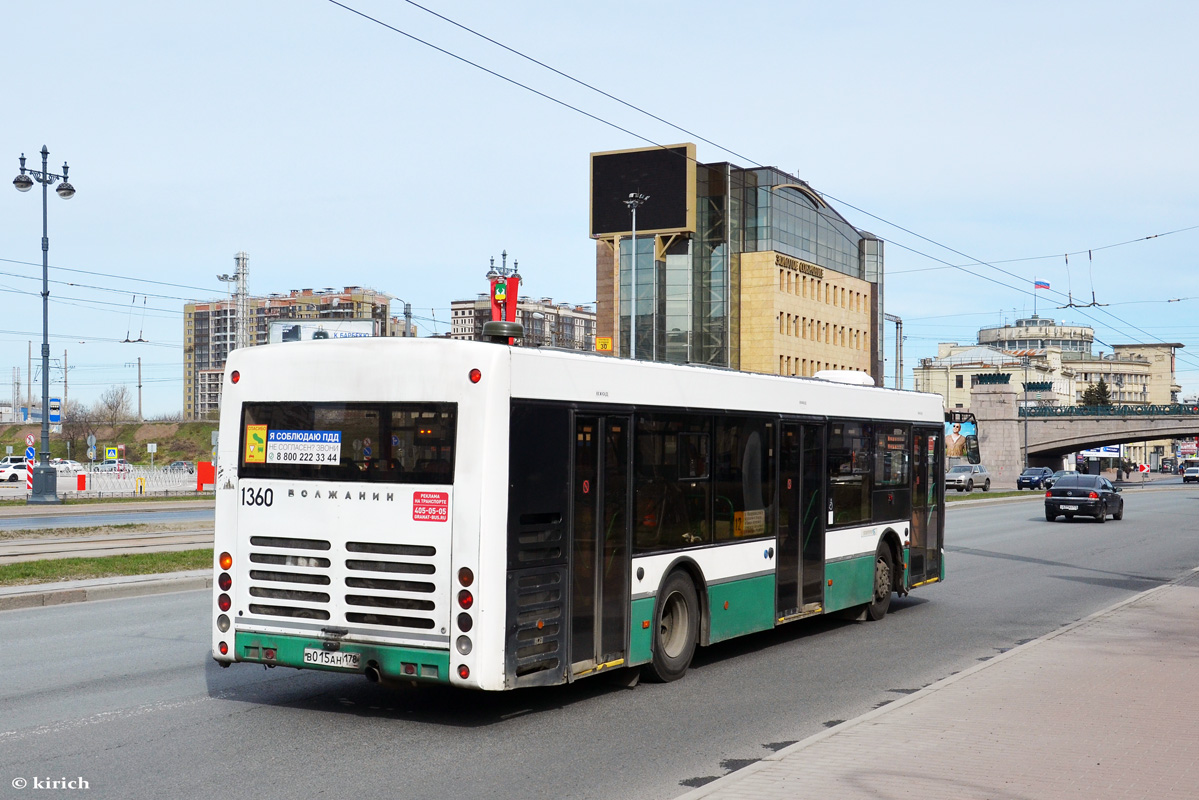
[604,158,883,378]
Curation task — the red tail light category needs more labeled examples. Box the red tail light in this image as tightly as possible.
[458,589,474,609]
[458,664,470,680]
[218,593,231,612]
[1088,491,1099,499]
[1045,490,1051,498]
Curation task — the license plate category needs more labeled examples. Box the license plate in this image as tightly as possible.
[1060,505,1078,511]
[303,648,361,670]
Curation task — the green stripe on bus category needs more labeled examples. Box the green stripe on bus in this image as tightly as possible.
[823,555,875,612]
[629,597,655,666]
[234,631,450,683]
[708,574,776,643]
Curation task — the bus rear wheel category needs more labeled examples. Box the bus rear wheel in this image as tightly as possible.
[645,571,699,683]
[866,546,894,621]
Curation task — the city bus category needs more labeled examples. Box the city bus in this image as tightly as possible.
[211,334,950,690]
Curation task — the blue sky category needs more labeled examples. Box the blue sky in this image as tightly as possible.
[4,0,1197,416]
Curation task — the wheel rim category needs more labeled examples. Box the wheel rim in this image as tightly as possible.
[874,557,891,602]
[659,590,690,659]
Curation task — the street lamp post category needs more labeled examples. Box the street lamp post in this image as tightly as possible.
[13,146,75,505]
[623,193,649,359]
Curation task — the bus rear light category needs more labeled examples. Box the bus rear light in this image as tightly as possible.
[457,612,473,632]
[469,368,482,384]
[218,572,232,591]
[231,370,240,384]
[217,614,230,633]
[218,593,231,612]
[457,664,470,680]
[219,552,233,570]
[263,648,276,660]
[402,662,417,675]
[219,641,228,655]
[458,567,474,587]
[457,589,474,609]
[456,636,472,655]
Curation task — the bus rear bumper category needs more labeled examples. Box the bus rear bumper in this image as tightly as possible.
[231,631,451,684]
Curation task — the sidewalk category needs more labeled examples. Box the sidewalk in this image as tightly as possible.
[680,568,1199,800]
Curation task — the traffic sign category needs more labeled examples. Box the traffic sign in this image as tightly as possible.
[105,446,118,460]
[25,434,35,448]
[24,447,35,461]
[1139,464,1150,473]
[87,433,97,448]
[87,447,96,461]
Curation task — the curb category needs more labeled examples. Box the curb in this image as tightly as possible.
[0,569,211,612]
[674,566,1198,799]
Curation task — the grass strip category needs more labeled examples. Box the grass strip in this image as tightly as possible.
[0,548,212,587]
[0,494,213,508]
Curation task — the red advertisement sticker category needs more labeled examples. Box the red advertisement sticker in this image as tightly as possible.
[412,491,449,522]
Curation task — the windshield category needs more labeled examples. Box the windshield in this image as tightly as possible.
[1020,469,1041,476]
[949,466,972,473]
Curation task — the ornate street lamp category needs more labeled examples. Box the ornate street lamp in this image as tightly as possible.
[13,146,75,504]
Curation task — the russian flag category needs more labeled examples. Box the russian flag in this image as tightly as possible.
[1034,280,1050,290]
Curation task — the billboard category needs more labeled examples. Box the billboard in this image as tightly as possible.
[268,319,377,344]
[590,143,696,237]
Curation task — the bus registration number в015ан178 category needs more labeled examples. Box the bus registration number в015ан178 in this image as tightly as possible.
[303,648,361,670]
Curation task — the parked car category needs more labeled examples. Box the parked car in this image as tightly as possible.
[52,458,82,474]
[0,462,28,482]
[946,463,991,492]
[1183,468,1199,484]
[0,455,26,468]
[94,459,132,473]
[1045,473,1123,522]
[167,460,195,474]
[1043,470,1074,490]
[1016,467,1054,490]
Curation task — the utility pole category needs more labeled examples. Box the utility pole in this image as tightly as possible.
[884,313,904,389]
[62,350,67,414]
[27,341,32,416]
[137,357,143,421]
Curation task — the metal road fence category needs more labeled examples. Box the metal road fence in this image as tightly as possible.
[79,465,210,497]
[1021,403,1199,418]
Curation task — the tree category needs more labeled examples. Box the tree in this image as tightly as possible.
[1082,378,1113,406]
[59,402,98,461]
[97,385,133,428]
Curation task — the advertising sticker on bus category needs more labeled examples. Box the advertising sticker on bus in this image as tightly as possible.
[413,491,449,522]
[265,429,342,464]
[244,425,268,464]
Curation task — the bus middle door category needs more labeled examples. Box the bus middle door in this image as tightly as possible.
[570,415,631,677]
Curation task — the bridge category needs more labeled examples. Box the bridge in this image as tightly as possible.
[971,385,1199,486]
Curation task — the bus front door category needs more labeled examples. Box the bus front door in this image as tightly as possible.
[909,427,943,585]
[778,422,825,618]
[570,415,631,676]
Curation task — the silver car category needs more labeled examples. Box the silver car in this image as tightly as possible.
[946,463,991,492]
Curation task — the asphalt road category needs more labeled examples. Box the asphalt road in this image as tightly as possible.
[1,489,1196,800]
[0,508,213,531]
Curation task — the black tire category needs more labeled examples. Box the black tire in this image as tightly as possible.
[865,546,894,621]
[965,480,973,492]
[6,475,17,483]
[1045,509,1056,521]
[1113,502,1123,521]
[1096,506,1107,523]
[645,571,700,683]
[983,479,991,492]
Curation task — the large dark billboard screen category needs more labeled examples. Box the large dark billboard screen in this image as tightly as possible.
[590,144,696,237]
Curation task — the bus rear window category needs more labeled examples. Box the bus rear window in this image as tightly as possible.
[238,402,456,484]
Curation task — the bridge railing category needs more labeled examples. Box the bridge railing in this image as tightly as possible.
[1021,403,1199,418]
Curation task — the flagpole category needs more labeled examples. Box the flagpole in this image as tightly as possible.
[1033,277,1037,317]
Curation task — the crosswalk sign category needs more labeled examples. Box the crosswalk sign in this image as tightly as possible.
[105,446,118,460]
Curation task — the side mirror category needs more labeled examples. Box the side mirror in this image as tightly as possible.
[965,435,981,465]
[1114,487,1122,493]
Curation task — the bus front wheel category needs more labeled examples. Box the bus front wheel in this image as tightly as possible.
[646,571,699,683]
[866,547,894,621]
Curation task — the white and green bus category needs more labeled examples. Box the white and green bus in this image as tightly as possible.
[212,332,952,689]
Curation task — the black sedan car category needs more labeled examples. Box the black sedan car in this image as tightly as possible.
[1017,467,1054,490]
[1045,474,1123,522]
